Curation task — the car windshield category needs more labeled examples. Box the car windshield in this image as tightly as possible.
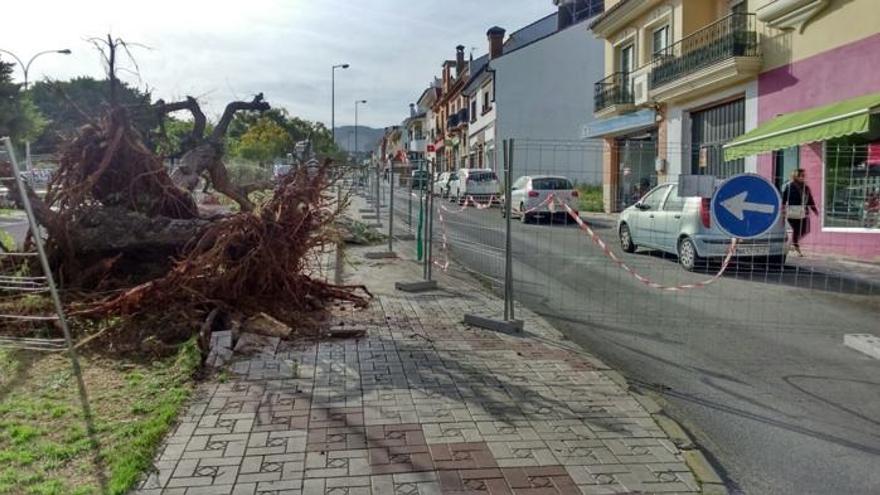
[468,171,496,182]
[532,178,573,190]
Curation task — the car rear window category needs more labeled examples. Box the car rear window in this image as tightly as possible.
[532,178,573,190]
[468,171,497,182]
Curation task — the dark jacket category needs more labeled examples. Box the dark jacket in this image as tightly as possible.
[781,181,818,213]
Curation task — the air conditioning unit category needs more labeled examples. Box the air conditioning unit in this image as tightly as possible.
[632,72,649,106]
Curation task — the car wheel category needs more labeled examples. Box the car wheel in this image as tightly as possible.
[619,224,636,253]
[677,237,702,272]
[768,254,787,268]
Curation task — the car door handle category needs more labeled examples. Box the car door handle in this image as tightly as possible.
[649,214,655,219]
[673,214,681,219]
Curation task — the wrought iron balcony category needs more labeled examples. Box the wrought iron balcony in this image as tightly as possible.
[457,108,469,127]
[594,71,633,112]
[650,13,759,89]
[447,113,460,129]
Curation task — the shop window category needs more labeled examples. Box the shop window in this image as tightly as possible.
[824,136,880,230]
[773,146,799,189]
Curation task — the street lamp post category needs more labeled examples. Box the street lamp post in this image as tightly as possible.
[0,48,72,172]
[354,99,367,162]
[331,63,349,147]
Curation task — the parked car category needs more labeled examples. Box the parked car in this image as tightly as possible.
[433,171,457,198]
[449,168,499,204]
[505,175,580,224]
[617,183,788,271]
[410,170,430,190]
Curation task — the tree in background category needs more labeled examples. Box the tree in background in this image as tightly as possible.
[0,57,45,146]
[227,108,345,163]
[230,116,294,164]
[27,76,154,150]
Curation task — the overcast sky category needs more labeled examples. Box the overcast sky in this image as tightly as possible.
[3,1,555,129]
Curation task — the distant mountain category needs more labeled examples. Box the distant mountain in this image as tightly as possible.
[334,126,384,153]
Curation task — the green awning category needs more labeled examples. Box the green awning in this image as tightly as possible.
[723,92,880,161]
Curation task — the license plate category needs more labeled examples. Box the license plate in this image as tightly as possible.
[737,245,770,256]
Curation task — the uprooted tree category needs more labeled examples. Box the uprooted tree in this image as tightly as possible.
[0,34,368,344]
[155,93,271,212]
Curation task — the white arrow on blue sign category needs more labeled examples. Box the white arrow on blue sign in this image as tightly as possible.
[710,173,782,239]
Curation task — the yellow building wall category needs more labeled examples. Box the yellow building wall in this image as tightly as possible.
[758,0,880,70]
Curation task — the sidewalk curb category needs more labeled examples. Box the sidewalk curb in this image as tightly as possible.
[629,387,729,495]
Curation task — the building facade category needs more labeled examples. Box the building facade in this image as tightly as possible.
[726,0,880,258]
[588,0,762,212]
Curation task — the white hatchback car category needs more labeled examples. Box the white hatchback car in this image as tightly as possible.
[449,168,500,204]
[506,175,580,223]
[618,183,788,271]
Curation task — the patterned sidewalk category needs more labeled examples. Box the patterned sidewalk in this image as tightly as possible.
[136,231,705,494]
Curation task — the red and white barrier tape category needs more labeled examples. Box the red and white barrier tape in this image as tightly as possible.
[556,199,737,292]
[431,194,554,272]
[420,191,737,291]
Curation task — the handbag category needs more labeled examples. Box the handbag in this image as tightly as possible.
[787,205,806,220]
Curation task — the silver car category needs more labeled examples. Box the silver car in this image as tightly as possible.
[617,183,788,271]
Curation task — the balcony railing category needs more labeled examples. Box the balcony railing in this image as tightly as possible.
[447,113,460,129]
[594,71,633,112]
[457,108,469,126]
[650,13,759,89]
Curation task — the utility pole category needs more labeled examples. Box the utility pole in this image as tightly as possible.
[331,63,350,145]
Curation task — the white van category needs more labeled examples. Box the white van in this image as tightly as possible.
[448,168,500,204]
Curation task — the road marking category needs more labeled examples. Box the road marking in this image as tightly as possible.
[843,333,880,360]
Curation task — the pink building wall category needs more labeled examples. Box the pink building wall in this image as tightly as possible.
[756,33,880,260]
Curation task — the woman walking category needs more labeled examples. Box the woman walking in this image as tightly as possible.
[781,168,819,256]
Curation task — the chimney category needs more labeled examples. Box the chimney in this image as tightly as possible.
[455,45,466,77]
[409,103,416,117]
[487,26,506,59]
[557,2,574,30]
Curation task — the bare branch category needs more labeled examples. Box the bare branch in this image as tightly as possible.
[210,93,270,142]
[154,96,207,145]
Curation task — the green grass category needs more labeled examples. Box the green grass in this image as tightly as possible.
[576,184,604,213]
[0,337,201,495]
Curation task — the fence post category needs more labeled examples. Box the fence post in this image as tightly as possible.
[408,167,413,230]
[394,158,438,292]
[388,167,395,252]
[505,139,516,323]
[374,163,381,222]
[462,139,523,333]
[426,164,435,282]
[334,181,344,284]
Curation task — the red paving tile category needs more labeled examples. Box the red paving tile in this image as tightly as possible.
[430,442,499,470]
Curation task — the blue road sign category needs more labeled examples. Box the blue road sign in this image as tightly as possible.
[710,173,781,239]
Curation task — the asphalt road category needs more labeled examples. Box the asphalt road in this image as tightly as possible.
[382,185,880,495]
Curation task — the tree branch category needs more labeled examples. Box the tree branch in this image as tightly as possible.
[154,96,207,143]
[211,93,270,142]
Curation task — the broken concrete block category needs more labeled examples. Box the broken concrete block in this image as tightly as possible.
[234,332,280,355]
[242,312,292,339]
